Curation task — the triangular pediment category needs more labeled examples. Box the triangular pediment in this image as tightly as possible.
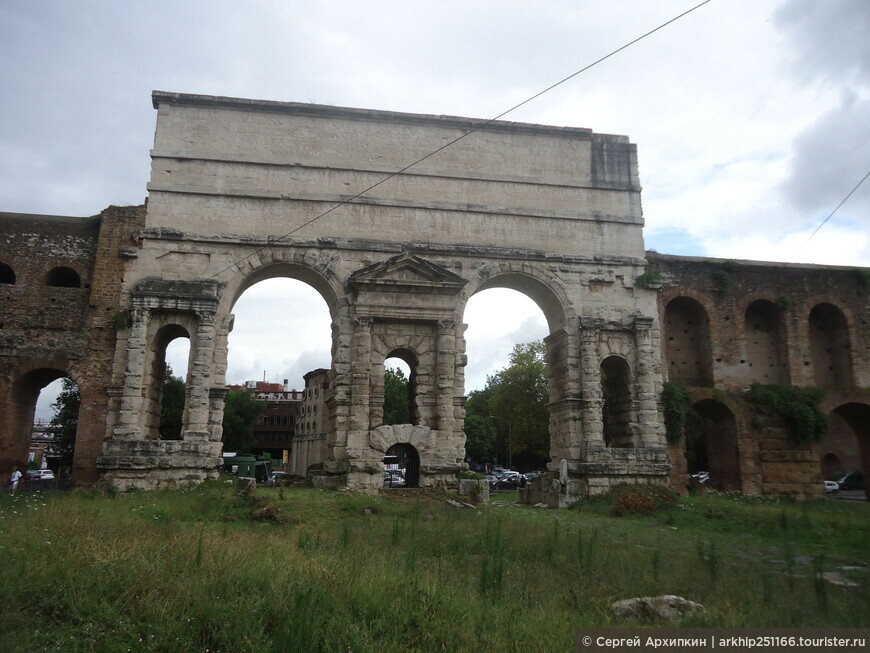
[350,253,467,291]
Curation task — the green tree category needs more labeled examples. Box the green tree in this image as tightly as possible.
[463,387,497,462]
[383,367,410,425]
[47,377,79,465]
[488,341,549,469]
[463,413,496,461]
[159,365,186,439]
[222,389,265,453]
[462,341,549,469]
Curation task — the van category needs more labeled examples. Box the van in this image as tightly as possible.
[222,455,272,485]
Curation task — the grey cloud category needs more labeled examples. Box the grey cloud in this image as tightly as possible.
[775,1,870,222]
[774,0,870,83]
[781,96,870,219]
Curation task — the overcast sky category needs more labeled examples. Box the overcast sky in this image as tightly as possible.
[4,1,867,419]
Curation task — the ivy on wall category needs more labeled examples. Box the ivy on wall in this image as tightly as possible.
[635,269,663,289]
[661,382,692,444]
[744,383,827,443]
[712,260,740,298]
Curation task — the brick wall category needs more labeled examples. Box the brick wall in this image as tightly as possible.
[648,252,870,497]
[0,206,145,483]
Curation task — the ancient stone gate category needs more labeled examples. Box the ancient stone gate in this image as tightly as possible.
[97,92,669,499]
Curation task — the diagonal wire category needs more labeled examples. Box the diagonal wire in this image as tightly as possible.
[795,169,870,254]
[206,0,714,280]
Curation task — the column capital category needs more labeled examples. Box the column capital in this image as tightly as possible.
[634,315,654,331]
[195,308,217,324]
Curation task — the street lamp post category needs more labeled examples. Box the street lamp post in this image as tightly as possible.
[488,415,512,470]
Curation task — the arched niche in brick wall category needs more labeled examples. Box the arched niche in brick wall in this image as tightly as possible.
[809,303,853,388]
[46,266,81,288]
[664,296,713,388]
[744,299,788,385]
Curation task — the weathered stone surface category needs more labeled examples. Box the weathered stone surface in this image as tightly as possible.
[611,595,705,623]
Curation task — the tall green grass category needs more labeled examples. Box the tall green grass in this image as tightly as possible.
[0,482,867,651]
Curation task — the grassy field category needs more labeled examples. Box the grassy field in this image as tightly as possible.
[0,481,867,652]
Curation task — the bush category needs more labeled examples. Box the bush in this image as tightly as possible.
[610,493,657,517]
[598,483,679,517]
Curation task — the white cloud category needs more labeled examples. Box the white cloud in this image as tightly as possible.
[464,289,548,391]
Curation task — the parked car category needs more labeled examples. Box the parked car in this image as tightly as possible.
[490,475,523,492]
[383,471,405,488]
[25,469,55,482]
[824,480,839,494]
[524,470,543,482]
[689,471,709,484]
[838,471,865,491]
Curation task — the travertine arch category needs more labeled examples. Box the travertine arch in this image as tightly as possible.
[463,266,570,333]
[217,253,344,319]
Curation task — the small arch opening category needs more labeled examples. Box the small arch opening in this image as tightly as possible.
[601,356,633,448]
[147,324,190,440]
[383,353,415,425]
[160,337,190,439]
[386,442,420,488]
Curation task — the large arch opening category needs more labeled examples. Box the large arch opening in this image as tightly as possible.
[664,296,713,387]
[744,300,787,385]
[824,403,869,496]
[225,275,332,468]
[463,281,554,473]
[7,369,79,479]
[685,399,740,491]
[809,303,853,388]
[601,356,634,448]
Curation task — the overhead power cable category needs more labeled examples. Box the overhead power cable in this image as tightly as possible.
[207,0,714,281]
[795,169,870,254]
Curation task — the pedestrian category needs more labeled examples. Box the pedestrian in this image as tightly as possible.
[8,466,22,495]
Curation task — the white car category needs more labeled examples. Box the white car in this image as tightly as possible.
[824,480,839,494]
[25,469,55,481]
